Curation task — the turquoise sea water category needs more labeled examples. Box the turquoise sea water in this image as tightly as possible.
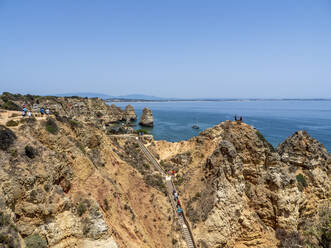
[111,101,331,152]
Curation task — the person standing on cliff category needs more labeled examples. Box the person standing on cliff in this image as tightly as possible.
[46,108,50,116]
[27,111,32,118]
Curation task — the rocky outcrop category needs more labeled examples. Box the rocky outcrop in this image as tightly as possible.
[0,110,181,248]
[277,130,330,170]
[139,107,154,127]
[0,92,138,126]
[124,105,137,122]
[149,121,331,248]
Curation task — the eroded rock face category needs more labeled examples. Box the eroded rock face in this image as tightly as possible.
[0,93,138,126]
[150,121,331,248]
[277,130,330,170]
[124,104,137,122]
[0,109,180,248]
[139,107,154,127]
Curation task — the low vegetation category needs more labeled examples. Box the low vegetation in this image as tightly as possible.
[45,117,58,134]
[24,234,47,248]
[1,100,21,111]
[0,125,16,151]
[6,120,19,127]
[25,145,36,159]
[0,211,20,248]
[77,201,87,216]
[135,128,149,135]
[143,174,167,195]
[296,173,308,191]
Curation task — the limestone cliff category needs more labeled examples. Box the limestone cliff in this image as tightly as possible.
[1,93,330,248]
[0,92,136,126]
[0,111,183,247]
[149,121,330,248]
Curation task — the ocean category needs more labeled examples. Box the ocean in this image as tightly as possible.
[111,101,331,152]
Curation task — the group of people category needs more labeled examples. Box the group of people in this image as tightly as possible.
[173,190,183,216]
[234,115,243,121]
[21,104,50,117]
[169,169,183,215]
[40,107,50,116]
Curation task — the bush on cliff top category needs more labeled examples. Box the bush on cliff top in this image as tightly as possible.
[1,100,21,111]
[0,125,16,151]
[135,128,149,135]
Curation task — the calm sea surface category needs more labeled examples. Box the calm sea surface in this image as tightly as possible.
[111,101,331,152]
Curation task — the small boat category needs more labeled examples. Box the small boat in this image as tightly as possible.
[192,124,200,129]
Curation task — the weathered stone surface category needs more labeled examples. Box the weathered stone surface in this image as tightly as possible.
[150,121,331,248]
[139,107,154,127]
[124,104,137,122]
[0,101,178,248]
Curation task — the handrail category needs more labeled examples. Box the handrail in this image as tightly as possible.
[135,136,196,248]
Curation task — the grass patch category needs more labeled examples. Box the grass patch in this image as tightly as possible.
[104,199,109,211]
[135,128,149,135]
[143,174,167,195]
[45,117,58,134]
[296,173,308,191]
[6,120,19,127]
[24,234,47,248]
[77,201,87,216]
[1,100,21,111]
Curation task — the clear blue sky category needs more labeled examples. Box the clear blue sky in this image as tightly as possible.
[1,0,330,98]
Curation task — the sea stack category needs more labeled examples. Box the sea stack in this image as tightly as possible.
[139,107,154,127]
[124,104,137,121]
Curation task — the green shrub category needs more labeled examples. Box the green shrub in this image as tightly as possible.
[104,199,109,211]
[0,125,16,150]
[69,119,81,128]
[77,202,87,216]
[302,205,331,248]
[45,118,58,134]
[296,173,308,191]
[143,163,150,169]
[25,145,36,159]
[143,174,167,195]
[135,128,149,135]
[0,212,10,227]
[6,120,19,127]
[24,234,47,248]
[1,100,21,111]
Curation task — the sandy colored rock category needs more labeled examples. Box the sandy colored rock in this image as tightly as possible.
[139,107,154,127]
